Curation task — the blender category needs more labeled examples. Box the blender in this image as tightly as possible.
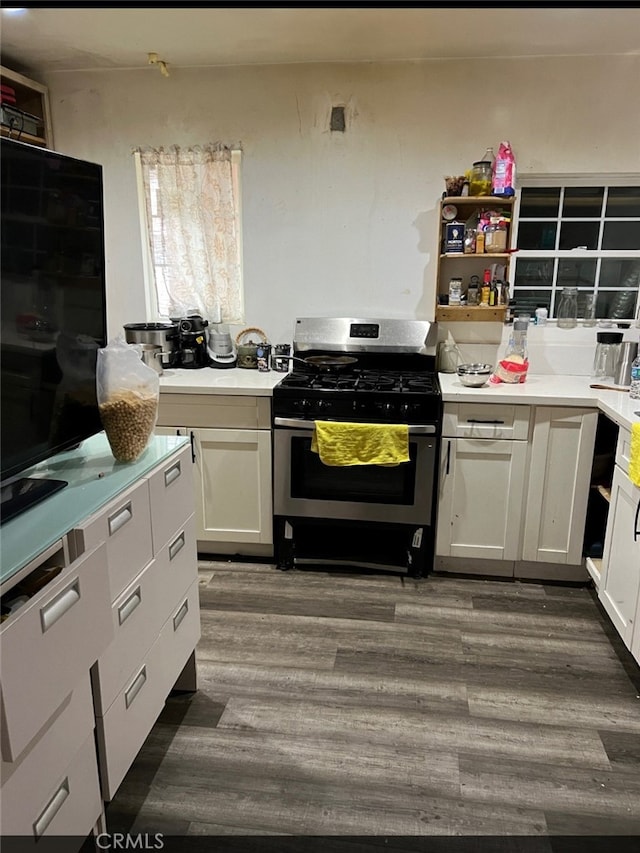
[207,305,237,369]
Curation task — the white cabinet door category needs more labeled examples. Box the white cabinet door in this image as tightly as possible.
[599,465,640,649]
[192,427,273,545]
[436,437,528,562]
[155,426,187,439]
[522,407,598,565]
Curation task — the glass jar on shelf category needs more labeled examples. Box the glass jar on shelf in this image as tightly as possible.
[469,161,492,196]
[484,220,508,253]
[557,286,578,329]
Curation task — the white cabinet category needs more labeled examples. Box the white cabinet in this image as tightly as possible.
[599,439,640,655]
[436,401,598,580]
[435,403,529,576]
[0,543,112,763]
[521,407,598,567]
[0,435,199,839]
[193,427,272,545]
[157,393,273,555]
[84,442,200,800]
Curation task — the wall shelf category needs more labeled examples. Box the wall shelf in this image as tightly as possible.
[436,194,515,323]
[1,65,52,149]
[436,305,506,323]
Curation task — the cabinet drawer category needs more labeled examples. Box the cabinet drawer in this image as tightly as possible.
[0,544,112,763]
[148,444,194,554]
[1,734,102,842]
[92,556,165,716]
[74,478,153,601]
[96,579,201,800]
[443,403,530,439]
[155,514,198,624]
[616,425,632,471]
[0,677,98,837]
[158,393,271,430]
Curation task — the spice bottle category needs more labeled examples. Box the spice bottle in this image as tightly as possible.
[448,277,462,305]
[467,275,480,306]
[481,269,491,306]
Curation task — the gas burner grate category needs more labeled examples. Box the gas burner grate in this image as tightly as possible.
[279,368,440,395]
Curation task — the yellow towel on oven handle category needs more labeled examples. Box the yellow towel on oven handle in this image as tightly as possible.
[311,421,410,467]
[630,421,640,488]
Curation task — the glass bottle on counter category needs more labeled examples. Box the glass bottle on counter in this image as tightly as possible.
[505,318,529,362]
[557,286,578,329]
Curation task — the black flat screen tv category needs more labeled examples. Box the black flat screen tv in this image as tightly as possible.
[1,138,107,522]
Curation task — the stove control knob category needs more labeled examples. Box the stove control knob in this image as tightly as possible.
[382,402,395,416]
[295,398,310,413]
[316,399,329,412]
[400,402,411,416]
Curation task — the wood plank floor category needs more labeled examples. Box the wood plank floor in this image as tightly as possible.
[103,561,640,839]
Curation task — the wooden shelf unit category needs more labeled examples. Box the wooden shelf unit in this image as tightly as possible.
[1,65,52,148]
[436,305,507,323]
[436,195,515,322]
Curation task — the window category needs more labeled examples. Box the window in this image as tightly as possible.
[134,144,243,323]
[512,182,640,322]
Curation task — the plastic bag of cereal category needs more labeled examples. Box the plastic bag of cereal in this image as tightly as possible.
[96,337,159,462]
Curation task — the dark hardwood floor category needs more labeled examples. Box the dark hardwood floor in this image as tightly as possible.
[103,561,640,841]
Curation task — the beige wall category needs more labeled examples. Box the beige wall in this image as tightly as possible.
[42,55,640,343]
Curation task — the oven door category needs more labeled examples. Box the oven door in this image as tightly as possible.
[273,418,437,525]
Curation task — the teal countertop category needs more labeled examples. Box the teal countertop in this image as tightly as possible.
[1,431,189,586]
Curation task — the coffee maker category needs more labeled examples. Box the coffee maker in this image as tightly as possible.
[174,314,210,368]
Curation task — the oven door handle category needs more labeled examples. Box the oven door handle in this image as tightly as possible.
[273,417,436,434]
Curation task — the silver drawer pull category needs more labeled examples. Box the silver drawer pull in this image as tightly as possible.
[125,665,147,709]
[40,580,80,633]
[33,777,69,838]
[118,586,142,625]
[108,501,133,536]
[173,599,189,631]
[169,531,185,561]
[164,461,181,487]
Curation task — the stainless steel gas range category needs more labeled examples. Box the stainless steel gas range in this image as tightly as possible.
[272,317,442,577]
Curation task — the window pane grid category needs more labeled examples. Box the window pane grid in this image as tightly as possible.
[515,183,640,321]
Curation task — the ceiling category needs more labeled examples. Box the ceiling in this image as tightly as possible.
[1,7,639,75]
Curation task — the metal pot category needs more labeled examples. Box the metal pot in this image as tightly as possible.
[139,343,164,375]
[124,322,178,348]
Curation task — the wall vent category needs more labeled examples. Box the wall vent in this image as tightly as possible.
[330,106,346,133]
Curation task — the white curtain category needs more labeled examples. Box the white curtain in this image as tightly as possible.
[135,144,243,323]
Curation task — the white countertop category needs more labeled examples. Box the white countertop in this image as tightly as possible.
[157,367,640,432]
[159,366,285,396]
[438,373,640,432]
